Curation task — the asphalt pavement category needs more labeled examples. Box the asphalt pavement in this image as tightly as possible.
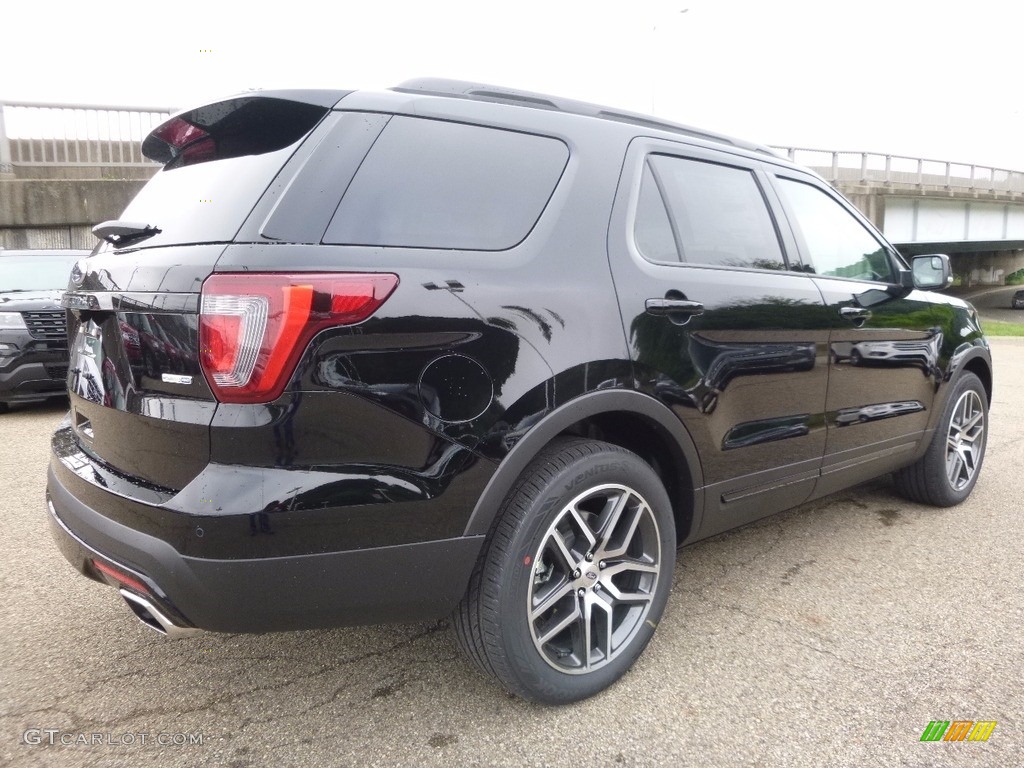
[2,339,1022,768]
[958,284,1024,324]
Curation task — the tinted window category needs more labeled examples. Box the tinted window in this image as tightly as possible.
[634,155,785,270]
[118,147,301,249]
[324,117,568,250]
[116,97,330,250]
[776,177,894,282]
[633,162,679,262]
[261,113,390,243]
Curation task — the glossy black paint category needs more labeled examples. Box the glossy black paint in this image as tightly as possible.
[47,85,992,633]
[48,467,484,631]
[809,276,987,498]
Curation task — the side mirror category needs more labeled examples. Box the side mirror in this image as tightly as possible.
[908,253,953,291]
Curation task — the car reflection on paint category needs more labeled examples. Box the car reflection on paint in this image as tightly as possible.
[835,400,924,427]
[658,335,817,413]
[832,331,942,377]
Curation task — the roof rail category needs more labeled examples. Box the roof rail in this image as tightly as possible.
[391,78,774,155]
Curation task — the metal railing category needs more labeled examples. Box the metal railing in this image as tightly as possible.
[0,100,173,171]
[772,147,1024,195]
[2,102,1022,196]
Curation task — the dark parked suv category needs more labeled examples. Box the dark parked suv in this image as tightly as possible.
[0,249,90,412]
[46,80,992,703]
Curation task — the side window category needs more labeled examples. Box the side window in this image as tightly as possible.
[633,161,679,262]
[775,177,895,282]
[324,117,568,250]
[633,154,786,270]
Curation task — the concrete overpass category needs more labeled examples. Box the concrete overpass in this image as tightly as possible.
[2,100,1023,288]
[775,147,1024,286]
[0,101,168,249]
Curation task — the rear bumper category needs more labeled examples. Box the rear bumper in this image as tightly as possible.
[46,463,484,633]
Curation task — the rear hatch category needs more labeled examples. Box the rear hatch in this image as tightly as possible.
[63,92,343,491]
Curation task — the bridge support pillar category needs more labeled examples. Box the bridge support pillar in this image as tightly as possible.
[950,250,1024,287]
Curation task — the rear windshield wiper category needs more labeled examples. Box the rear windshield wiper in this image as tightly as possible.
[92,220,162,247]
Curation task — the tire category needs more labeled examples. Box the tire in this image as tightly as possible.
[453,438,676,704]
[893,372,988,506]
[142,350,158,379]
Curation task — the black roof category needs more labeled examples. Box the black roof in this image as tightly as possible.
[391,78,774,155]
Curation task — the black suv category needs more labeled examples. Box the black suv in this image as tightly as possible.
[47,80,992,703]
[0,249,90,412]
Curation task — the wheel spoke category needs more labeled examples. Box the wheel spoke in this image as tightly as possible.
[596,490,631,541]
[591,591,615,664]
[955,399,969,426]
[947,450,965,486]
[601,582,654,604]
[600,501,648,559]
[600,559,659,579]
[568,506,597,549]
[961,410,983,433]
[547,529,578,572]
[537,600,582,646]
[531,580,574,621]
[960,429,982,445]
[582,595,594,669]
[959,449,972,478]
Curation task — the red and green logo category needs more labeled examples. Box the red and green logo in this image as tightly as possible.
[920,721,996,742]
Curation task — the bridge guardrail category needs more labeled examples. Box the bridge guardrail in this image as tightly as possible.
[772,147,1024,195]
[0,101,172,172]
[2,102,1022,196]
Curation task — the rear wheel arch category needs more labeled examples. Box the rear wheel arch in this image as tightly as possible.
[464,390,704,545]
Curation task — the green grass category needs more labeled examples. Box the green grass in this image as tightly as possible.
[982,319,1024,337]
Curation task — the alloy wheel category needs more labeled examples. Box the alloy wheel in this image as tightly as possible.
[527,483,662,674]
[946,389,985,491]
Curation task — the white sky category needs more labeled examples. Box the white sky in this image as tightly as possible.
[3,0,1021,169]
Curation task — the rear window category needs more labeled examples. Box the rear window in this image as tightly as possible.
[118,98,328,249]
[323,117,568,250]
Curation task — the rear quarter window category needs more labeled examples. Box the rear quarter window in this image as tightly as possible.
[323,117,569,250]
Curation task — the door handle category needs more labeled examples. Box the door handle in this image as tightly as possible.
[840,306,872,323]
[645,298,705,318]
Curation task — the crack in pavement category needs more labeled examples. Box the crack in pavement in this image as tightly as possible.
[4,621,451,735]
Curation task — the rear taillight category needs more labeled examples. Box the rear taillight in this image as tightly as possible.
[148,117,215,166]
[199,272,399,403]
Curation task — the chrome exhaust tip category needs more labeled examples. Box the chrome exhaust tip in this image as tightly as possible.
[120,589,203,639]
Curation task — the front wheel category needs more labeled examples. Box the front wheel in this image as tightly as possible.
[453,438,676,703]
[893,372,988,506]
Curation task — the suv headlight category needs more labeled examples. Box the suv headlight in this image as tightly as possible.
[0,312,27,330]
